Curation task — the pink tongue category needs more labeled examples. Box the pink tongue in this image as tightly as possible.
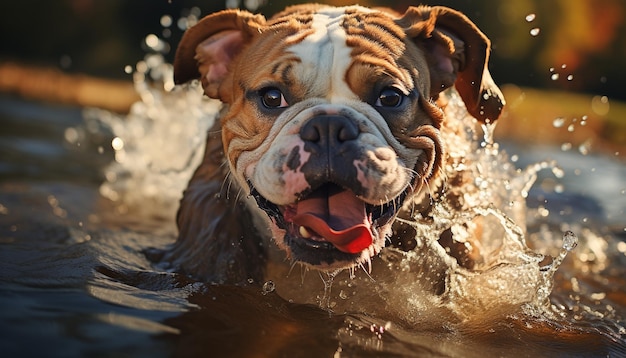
[292,188,372,254]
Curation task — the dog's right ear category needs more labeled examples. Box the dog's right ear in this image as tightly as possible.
[173,10,266,100]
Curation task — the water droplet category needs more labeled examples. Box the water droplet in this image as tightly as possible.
[551,166,565,178]
[111,137,124,151]
[552,117,565,127]
[567,124,575,132]
[578,141,591,155]
[561,64,567,69]
[530,28,541,36]
[190,6,202,17]
[145,34,160,49]
[244,0,264,11]
[561,142,572,151]
[591,95,610,116]
[136,61,148,74]
[590,292,606,301]
[160,15,173,28]
[567,74,574,81]
[551,73,560,81]
[64,127,79,144]
[124,65,133,74]
[177,17,188,30]
[562,231,578,251]
[262,280,275,294]
[525,13,536,22]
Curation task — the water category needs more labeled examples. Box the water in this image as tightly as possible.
[1,56,625,356]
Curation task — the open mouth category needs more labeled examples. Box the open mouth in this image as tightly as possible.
[250,182,407,265]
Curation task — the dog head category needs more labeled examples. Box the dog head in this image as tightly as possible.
[173,4,504,270]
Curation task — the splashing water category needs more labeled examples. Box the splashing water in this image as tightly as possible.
[81,54,220,219]
[259,90,591,327]
[91,59,567,313]
[81,44,625,349]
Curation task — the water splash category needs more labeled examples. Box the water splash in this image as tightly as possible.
[261,280,276,295]
[81,54,220,219]
[533,231,579,305]
[260,90,587,326]
[80,48,618,337]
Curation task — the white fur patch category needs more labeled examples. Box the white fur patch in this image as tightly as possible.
[287,6,374,102]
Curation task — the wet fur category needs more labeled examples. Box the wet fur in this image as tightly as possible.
[164,4,504,283]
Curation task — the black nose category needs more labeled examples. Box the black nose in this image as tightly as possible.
[299,115,359,148]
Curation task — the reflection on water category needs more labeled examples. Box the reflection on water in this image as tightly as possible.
[0,56,625,356]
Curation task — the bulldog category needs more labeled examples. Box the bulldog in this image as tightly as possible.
[165,4,505,283]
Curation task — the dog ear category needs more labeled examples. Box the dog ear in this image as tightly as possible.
[173,10,266,100]
[396,6,505,123]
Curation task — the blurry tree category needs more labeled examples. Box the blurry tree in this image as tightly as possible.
[0,0,623,100]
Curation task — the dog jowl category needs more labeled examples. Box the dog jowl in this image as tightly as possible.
[170,4,504,281]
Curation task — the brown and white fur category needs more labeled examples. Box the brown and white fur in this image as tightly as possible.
[164,4,504,284]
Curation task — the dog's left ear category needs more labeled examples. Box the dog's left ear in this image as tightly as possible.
[396,6,505,123]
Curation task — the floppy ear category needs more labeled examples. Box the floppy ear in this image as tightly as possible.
[173,10,266,100]
[396,6,505,123]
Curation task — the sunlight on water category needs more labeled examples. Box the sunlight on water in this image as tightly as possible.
[82,54,220,219]
[80,39,625,352]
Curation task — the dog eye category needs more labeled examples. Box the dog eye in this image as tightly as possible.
[259,88,289,108]
[376,87,404,108]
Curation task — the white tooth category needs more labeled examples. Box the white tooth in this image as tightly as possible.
[299,226,312,238]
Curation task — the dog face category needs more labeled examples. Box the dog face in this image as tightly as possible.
[173,4,504,270]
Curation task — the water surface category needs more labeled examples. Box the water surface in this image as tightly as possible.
[0,79,624,357]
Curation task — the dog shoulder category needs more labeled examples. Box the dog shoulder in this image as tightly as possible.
[163,120,267,284]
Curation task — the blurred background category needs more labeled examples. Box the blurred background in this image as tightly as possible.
[0,0,624,150]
